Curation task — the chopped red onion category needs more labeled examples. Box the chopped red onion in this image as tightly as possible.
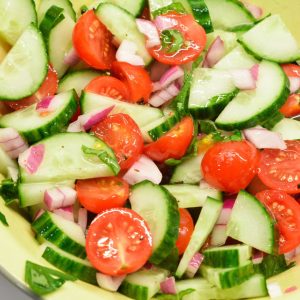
[123,155,162,185]
[284,286,298,294]
[7,166,19,182]
[203,36,225,68]
[136,19,161,48]
[116,40,145,66]
[7,143,29,159]
[252,251,264,264]
[150,61,170,81]
[36,96,54,110]
[250,64,260,81]
[78,208,88,233]
[288,76,300,94]
[241,1,263,19]
[64,47,80,66]
[18,144,45,174]
[0,128,19,143]
[186,253,204,278]
[160,277,177,295]
[53,206,74,222]
[210,225,227,247]
[229,69,256,90]
[149,82,180,107]
[153,66,184,92]
[154,15,178,31]
[67,119,84,133]
[33,209,45,221]
[217,199,235,225]
[44,186,77,211]
[96,273,126,292]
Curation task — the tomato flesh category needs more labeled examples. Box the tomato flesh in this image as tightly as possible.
[86,208,152,276]
[279,94,300,117]
[281,63,300,78]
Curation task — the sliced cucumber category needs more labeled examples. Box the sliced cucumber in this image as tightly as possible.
[0,0,37,45]
[260,109,284,130]
[129,180,180,264]
[206,30,238,54]
[0,90,77,143]
[96,3,152,65]
[148,0,173,15]
[163,184,222,208]
[0,147,18,177]
[32,211,86,258]
[239,15,300,63]
[19,132,118,183]
[81,92,163,128]
[271,118,300,140]
[215,60,289,130]
[226,190,277,254]
[205,0,255,30]
[140,116,167,143]
[0,24,48,101]
[42,245,97,285]
[189,68,238,119]
[176,196,223,278]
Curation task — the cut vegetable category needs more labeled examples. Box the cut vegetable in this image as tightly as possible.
[271,118,300,140]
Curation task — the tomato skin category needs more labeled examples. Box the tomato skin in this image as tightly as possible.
[201,140,260,193]
[86,208,152,276]
[111,62,152,102]
[91,113,143,170]
[76,177,129,213]
[73,10,115,70]
[256,190,300,254]
[281,64,300,78]
[148,13,206,65]
[279,94,300,117]
[258,140,300,194]
[176,208,194,255]
[144,117,194,162]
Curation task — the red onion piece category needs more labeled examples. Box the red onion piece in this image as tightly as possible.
[217,199,235,224]
[123,155,162,185]
[154,15,178,31]
[160,277,177,295]
[64,47,80,66]
[229,69,256,90]
[116,40,145,66]
[241,1,263,19]
[44,186,77,211]
[150,61,170,81]
[7,143,28,159]
[243,126,287,150]
[96,273,126,292]
[0,128,19,143]
[149,82,180,107]
[153,66,184,92]
[78,208,88,233]
[67,119,84,133]
[18,144,45,174]
[136,19,161,48]
[250,64,260,81]
[252,251,264,264]
[210,224,227,246]
[0,132,26,152]
[288,76,300,94]
[53,206,74,222]
[186,253,204,278]
[203,36,225,68]
[33,209,45,221]
[36,96,54,111]
[284,286,298,294]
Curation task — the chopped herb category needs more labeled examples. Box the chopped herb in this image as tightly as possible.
[80,5,88,14]
[0,211,8,226]
[152,3,186,18]
[161,29,184,54]
[0,179,19,205]
[165,158,183,166]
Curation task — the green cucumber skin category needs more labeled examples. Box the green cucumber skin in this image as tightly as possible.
[32,212,86,259]
[119,281,148,300]
[260,110,284,130]
[42,247,97,285]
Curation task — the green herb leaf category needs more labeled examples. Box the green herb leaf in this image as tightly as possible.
[152,3,186,18]
[0,179,19,205]
[161,29,184,54]
[80,4,88,14]
[0,211,8,226]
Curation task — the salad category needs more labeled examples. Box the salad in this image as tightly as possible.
[0,0,300,299]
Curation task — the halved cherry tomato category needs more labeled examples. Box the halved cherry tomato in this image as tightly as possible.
[5,65,58,110]
[91,113,143,170]
[201,140,259,193]
[141,6,150,20]
[281,63,300,78]
[258,140,300,194]
[256,190,300,254]
[84,76,130,100]
[73,10,115,70]
[176,208,194,255]
[144,116,194,162]
[86,208,152,276]
[111,61,152,102]
[76,177,129,213]
[279,94,300,117]
[148,12,206,65]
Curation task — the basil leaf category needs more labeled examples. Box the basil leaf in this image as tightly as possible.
[161,29,184,54]
[0,211,8,226]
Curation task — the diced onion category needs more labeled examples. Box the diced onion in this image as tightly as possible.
[160,277,177,295]
[153,66,184,92]
[18,144,45,174]
[96,273,126,292]
[53,206,74,222]
[136,19,161,48]
[116,40,145,66]
[229,68,256,90]
[64,47,80,66]
[217,199,235,225]
[241,1,263,19]
[78,208,88,233]
[149,82,180,107]
[44,187,77,211]
[186,253,204,278]
[203,36,225,68]
[288,76,300,94]
[154,15,178,31]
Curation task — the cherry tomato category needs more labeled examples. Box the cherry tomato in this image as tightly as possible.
[76,177,129,213]
[258,140,300,194]
[86,208,152,276]
[148,12,206,65]
[256,190,300,254]
[247,176,269,196]
[91,113,143,170]
[140,6,150,20]
[111,61,152,102]
[201,140,259,193]
[5,65,58,110]
[176,208,194,255]
[84,76,130,100]
[281,63,300,78]
[73,10,115,70]
[279,94,300,117]
[144,116,194,162]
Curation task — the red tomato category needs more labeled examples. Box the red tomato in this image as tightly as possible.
[247,176,269,196]
[76,177,129,213]
[281,63,300,78]
[144,117,194,162]
[5,65,58,110]
[176,208,194,255]
[279,94,300,117]
[140,6,150,20]
[256,190,300,254]
[201,140,259,193]
[258,140,300,194]
[148,12,206,65]
[91,113,143,170]
[111,61,152,102]
[73,10,115,70]
[84,76,130,100]
[86,208,152,276]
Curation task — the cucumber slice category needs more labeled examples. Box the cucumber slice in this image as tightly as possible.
[163,184,222,208]
[0,90,77,143]
[189,68,239,119]
[271,118,300,140]
[32,211,86,258]
[148,0,173,15]
[0,24,48,101]
[203,244,252,268]
[119,267,169,300]
[239,15,300,63]
[206,30,238,54]
[19,180,75,207]
[0,147,18,177]
[0,0,37,45]
[129,180,180,264]
[42,245,97,285]
[260,109,284,130]
[96,3,152,65]
[58,70,103,96]
[140,116,167,143]
[19,132,118,183]
[205,0,255,30]
[176,196,223,278]
[81,92,163,128]
[226,190,277,254]
[215,60,289,130]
